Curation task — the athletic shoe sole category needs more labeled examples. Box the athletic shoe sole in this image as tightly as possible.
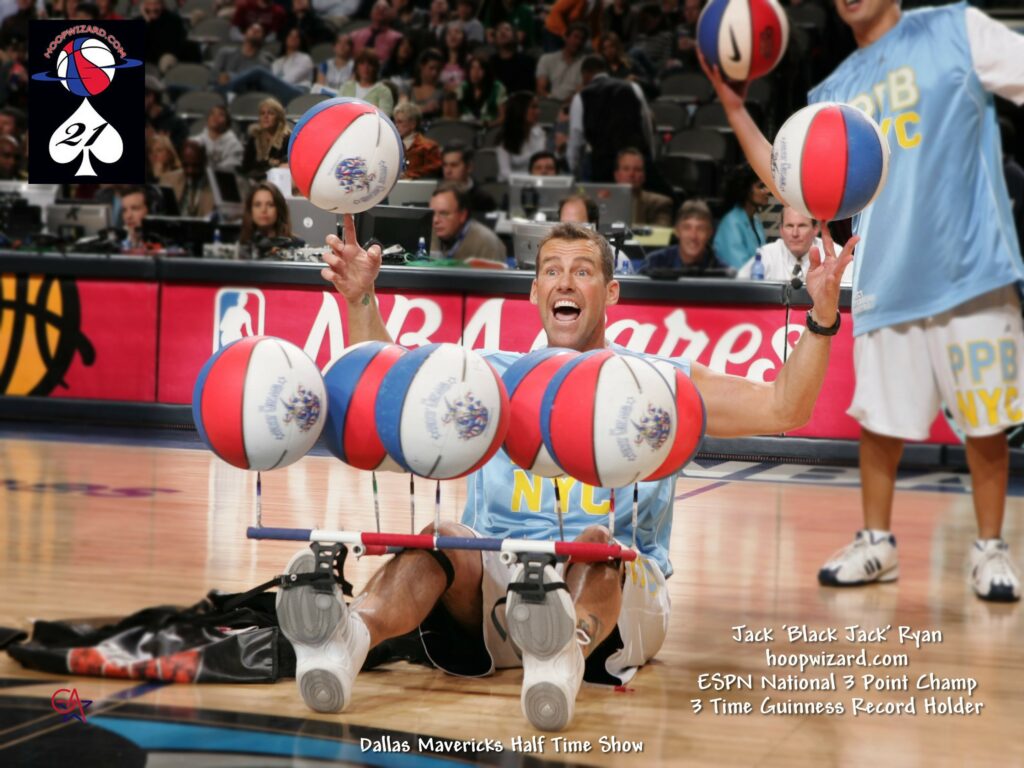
[276,551,348,713]
[818,566,899,587]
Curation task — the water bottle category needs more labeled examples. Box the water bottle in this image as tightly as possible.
[751,250,765,280]
[416,236,428,261]
[213,228,222,245]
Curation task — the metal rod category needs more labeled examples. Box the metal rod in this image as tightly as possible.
[552,478,565,541]
[371,471,381,533]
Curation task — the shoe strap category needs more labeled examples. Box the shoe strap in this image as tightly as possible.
[489,582,571,646]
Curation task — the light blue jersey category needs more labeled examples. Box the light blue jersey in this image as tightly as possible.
[462,351,693,578]
[809,2,1024,336]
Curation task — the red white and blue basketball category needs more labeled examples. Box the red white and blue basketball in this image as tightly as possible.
[697,0,789,82]
[502,348,579,477]
[57,37,116,98]
[288,97,404,214]
[322,341,406,471]
[375,343,509,479]
[771,102,890,221]
[644,361,706,481]
[541,350,677,488]
[192,336,326,471]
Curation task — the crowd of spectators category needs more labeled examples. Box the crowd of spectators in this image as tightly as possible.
[1,0,1020,275]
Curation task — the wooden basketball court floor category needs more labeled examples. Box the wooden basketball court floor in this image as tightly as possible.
[1,424,1023,767]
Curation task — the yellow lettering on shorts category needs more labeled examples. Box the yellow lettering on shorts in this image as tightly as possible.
[1006,386,1023,422]
[976,388,1003,426]
[956,390,979,429]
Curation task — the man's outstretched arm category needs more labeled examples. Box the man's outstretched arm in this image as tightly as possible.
[321,213,393,344]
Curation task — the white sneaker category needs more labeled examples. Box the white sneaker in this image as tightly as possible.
[970,539,1021,602]
[276,548,371,713]
[505,561,584,731]
[818,530,899,586]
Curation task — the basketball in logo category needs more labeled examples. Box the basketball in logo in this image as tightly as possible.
[56,37,116,97]
[0,275,95,396]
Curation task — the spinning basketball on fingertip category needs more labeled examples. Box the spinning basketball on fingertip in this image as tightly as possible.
[697,0,789,82]
[288,97,405,214]
[771,103,890,221]
[193,336,326,471]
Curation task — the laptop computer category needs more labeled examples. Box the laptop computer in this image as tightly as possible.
[288,198,339,247]
[577,182,632,229]
[512,219,594,269]
[387,179,436,207]
[45,203,111,237]
[507,174,574,219]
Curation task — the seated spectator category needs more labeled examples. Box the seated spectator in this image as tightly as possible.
[141,0,195,70]
[455,0,486,44]
[217,27,313,105]
[193,105,245,172]
[96,0,121,19]
[0,107,25,141]
[0,135,25,180]
[410,48,446,123]
[391,0,427,34]
[665,0,702,72]
[483,0,538,49]
[416,0,451,50]
[738,206,852,285]
[600,32,641,81]
[212,23,274,88]
[144,76,188,151]
[71,2,99,20]
[232,0,287,41]
[440,21,469,91]
[535,22,586,101]
[491,21,536,95]
[239,181,293,258]
[286,0,335,47]
[454,54,507,126]
[394,102,442,179]
[162,141,217,219]
[316,32,354,91]
[382,37,417,96]
[641,200,730,274]
[544,0,602,52]
[429,181,507,263]
[441,144,497,213]
[629,3,675,80]
[612,147,672,227]
[240,97,291,178]
[148,134,181,182]
[352,2,404,68]
[713,166,769,270]
[0,0,35,50]
[601,0,635,46]
[529,151,559,176]
[119,186,150,252]
[338,50,395,116]
[496,92,548,181]
[558,192,634,273]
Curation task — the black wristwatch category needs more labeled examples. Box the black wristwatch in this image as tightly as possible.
[805,310,841,336]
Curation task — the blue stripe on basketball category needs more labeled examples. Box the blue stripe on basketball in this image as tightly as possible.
[287,97,362,161]
[697,0,729,67]
[323,343,385,463]
[538,350,598,468]
[502,348,567,396]
[836,105,884,221]
[191,339,242,451]
[379,108,406,178]
[375,343,441,472]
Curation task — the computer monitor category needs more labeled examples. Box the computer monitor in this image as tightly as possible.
[208,168,244,221]
[142,215,241,256]
[507,174,574,219]
[387,179,436,207]
[356,205,433,256]
[0,182,59,210]
[45,203,112,238]
[512,219,594,269]
[288,198,339,246]
[576,182,633,230]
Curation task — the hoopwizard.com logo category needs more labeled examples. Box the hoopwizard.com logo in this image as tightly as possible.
[28,20,145,184]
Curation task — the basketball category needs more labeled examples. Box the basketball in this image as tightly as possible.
[771,102,890,221]
[697,0,789,82]
[502,348,579,477]
[644,361,707,481]
[541,350,677,488]
[287,97,404,214]
[56,37,116,98]
[192,336,326,471]
[322,341,406,472]
[375,343,509,479]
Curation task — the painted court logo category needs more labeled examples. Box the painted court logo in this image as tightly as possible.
[29,20,145,183]
[51,688,92,723]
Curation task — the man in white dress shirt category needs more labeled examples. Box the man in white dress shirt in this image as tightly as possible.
[738,206,852,285]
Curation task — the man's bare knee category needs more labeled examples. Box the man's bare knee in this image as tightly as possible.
[575,525,612,544]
